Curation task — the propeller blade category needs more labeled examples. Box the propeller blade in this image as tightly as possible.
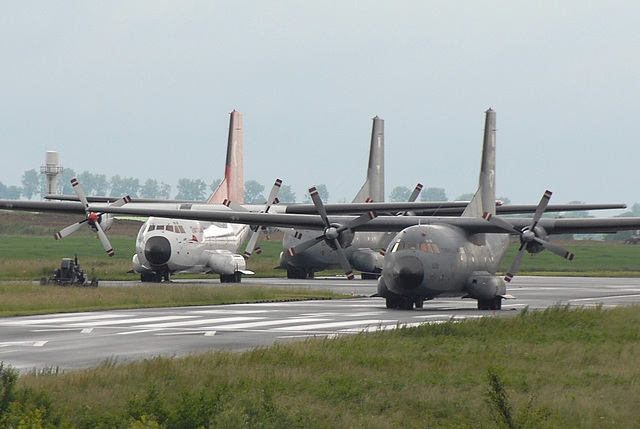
[243,231,261,259]
[71,178,90,212]
[530,190,552,228]
[286,234,325,257]
[309,187,331,229]
[337,210,378,233]
[504,243,527,282]
[408,183,423,203]
[482,212,521,234]
[54,220,86,240]
[265,178,282,209]
[533,237,575,260]
[94,221,115,257]
[241,178,283,259]
[333,238,355,280]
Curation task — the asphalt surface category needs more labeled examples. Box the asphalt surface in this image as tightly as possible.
[1,276,640,372]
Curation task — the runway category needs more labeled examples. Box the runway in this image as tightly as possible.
[1,276,640,372]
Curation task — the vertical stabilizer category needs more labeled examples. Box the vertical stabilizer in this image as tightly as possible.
[208,110,244,204]
[352,116,385,203]
[462,108,497,218]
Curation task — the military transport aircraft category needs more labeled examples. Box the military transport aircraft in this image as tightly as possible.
[78,108,640,310]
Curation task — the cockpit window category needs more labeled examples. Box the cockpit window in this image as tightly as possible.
[390,239,440,253]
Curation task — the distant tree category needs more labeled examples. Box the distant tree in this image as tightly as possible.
[244,180,265,203]
[209,179,222,195]
[457,192,475,201]
[0,182,21,199]
[77,171,103,196]
[140,179,161,199]
[110,175,140,198]
[389,186,411,202]
[21,169,40,200]
[421,187,447,202]
[57,168,76,194]
[175,178,208,200]
[278,184,296,203]
[158,182,171,199]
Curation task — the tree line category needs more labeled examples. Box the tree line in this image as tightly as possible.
[2,168,494,204]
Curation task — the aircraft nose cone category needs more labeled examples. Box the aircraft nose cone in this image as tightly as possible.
[145,236,171,266]
[392,255,424,289]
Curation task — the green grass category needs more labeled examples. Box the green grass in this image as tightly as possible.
[0,281,344,317]
[2,305,639,428]
[499,240,640,276]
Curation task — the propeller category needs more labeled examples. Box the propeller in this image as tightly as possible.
[54,178,130,257]
[286,186,378,280]
[379,183,424,257]
[242,178,282,258]
[483,190,574,282]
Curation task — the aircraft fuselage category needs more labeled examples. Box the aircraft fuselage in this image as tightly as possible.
[133,217,250,281]
[377,224,509,309]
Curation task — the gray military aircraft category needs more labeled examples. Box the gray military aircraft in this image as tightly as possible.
[81,108,640,310]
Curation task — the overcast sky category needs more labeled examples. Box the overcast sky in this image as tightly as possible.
[1,2,639,207]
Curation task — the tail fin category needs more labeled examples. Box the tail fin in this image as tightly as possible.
[462,108,497,218]
[352,116,385,203]
[208,110,244,204]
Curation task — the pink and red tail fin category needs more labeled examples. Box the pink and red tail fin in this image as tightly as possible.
[208,110,244,204]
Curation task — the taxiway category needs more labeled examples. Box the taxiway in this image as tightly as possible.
[1,276,639,372]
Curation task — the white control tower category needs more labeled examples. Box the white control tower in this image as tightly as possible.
[40,151,63,195]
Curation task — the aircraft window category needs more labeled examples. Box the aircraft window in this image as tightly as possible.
[147,225,155,232]
[177,225,186,233]
[390,241,401,253]
[166,225,174,232]
[156,225,164,230]
[406,242,418,250]
[418,243,441,253]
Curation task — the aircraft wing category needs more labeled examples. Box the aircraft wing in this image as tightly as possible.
[0,200,87,215]
[281,202,626,215]
[82,204,640,236]
[5,198,623,218]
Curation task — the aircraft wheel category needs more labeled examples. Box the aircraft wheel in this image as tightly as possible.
[287,266,306,279]
[40,276,48,286]
[233,272,242,283]
[490,297,502,311]
[414,297,424,309]
[401,297,414,310]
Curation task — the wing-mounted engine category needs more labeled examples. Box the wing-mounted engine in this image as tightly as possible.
[54,178,131,257]
[483,190,574,283]
[465,271,506,300]
[205,250,254,283]
[350,248,383,273]
[519,225,549,254]
[285,186,377,280]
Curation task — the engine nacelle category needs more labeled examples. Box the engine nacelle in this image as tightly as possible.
[207,251,248,275]
[465,271,506,300]
[132,254,151,274]
[350,248,382,273]
[89,213,114,232]
[324,224,354,250]
[522,225,548,254]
